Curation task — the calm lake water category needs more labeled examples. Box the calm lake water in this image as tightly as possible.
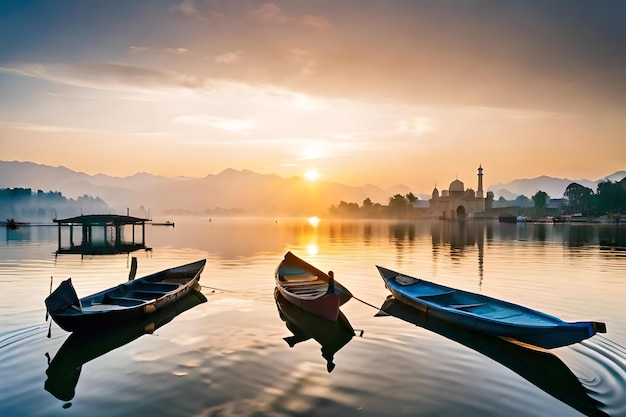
[1,217,625,417]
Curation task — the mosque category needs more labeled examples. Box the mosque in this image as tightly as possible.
[428,165,486,220]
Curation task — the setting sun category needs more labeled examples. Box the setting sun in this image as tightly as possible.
[305,169,320,181]
[307,216,320,227]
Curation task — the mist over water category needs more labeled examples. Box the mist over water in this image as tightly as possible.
[1,217,625,416]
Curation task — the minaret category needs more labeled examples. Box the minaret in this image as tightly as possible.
[477,165,484,198]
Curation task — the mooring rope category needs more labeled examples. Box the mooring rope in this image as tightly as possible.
[351,294,382,312]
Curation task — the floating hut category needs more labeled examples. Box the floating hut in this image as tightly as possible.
[54,214,150,255]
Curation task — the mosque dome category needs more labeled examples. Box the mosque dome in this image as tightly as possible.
[449,179,464,193]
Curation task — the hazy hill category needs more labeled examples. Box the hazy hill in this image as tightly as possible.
[2,161,623,215]
[488,172,626,199]
[0,161,402,216]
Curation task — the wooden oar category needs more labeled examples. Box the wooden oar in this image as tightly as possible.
[45,276,53,321]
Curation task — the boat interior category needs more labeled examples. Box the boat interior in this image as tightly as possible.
[82,281,182,310]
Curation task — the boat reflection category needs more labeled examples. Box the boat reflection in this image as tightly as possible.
[377,296,608,417]
[274,288,357,373]
[44,288,207,402]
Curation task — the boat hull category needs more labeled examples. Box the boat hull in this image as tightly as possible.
[378,297,608,417]
[377,265,605,349]
[45,290,207,401]
[46,259,206,333]
[275,252,351,321]
[277,288,340,322]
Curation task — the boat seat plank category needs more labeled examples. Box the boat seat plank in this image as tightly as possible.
[418,290,456,298]
[281,273,318,282]
[81,303,132,311]
[280,280,323,287]
[100,296,147,306]
[286,287,328,296]
[286,285,327,292]
[289,288,327,294]
[128,289,170,295]
[125,291,161,300]
[283,281,326,288]
[450,303,486,310]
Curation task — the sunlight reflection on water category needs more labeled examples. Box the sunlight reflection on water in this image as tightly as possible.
[0,218,625,416]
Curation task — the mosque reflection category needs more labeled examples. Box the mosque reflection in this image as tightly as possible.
[377,296,608,417]
[44,289,207,403]
[274,288,357,373]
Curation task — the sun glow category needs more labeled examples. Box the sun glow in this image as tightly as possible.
[308,216,320,227]
[305,169,320,181]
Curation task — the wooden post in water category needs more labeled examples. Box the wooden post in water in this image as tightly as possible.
[129,256,138,281]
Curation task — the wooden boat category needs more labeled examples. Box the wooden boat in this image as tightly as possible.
[45,289,207,401]
[4,218,28,229]
[376,265,606,349]
[377,296,608,417]
[275,251,352,321]
[45,259,206,333]
[274,288,356,372]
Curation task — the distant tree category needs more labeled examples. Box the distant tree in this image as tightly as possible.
[564,183,594,215]
[362,198,373,209]
[388,194,409,214]
[405,192,417,205]
[328,200,360,217]
[532,190,549,217]
[0,187,109,220]
[532,191,549,210]
[596,179,626,214]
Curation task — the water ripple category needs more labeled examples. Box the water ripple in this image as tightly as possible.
[567,336,626,417]
[0,324,47,349]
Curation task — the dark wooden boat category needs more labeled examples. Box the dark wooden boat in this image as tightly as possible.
[275,251,352,321]
[376,265,606,349]
[498,213,518,223]
[45,259,206,332]
[274,288,355,372]
[4,218,28,229]
[45,289,207,401]
[377,296,608,417]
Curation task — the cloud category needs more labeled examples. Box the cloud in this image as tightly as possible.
[300,15,331,29]
[215,51,242,64]
[171,114,254,134]
[249,3,329,28]
[170,0,198,16]
[250,3,288,23]
[169,0,224,19]
[289,48,307,57]
[128,46,148,54]
[0,121,166,136]
[166,48,189,55]
[0,62,204,92]
[395,117,436,136]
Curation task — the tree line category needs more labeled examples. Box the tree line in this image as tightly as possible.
[329,177,626,219]
[526,178,626,218]
[328,193,423,218]
[0,188,110,221]
[561,178,626,217]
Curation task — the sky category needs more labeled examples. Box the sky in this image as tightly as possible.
[1,0,625,193]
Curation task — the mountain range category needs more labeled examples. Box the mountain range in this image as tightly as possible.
[1,160,624,216]
[488,172,626,200]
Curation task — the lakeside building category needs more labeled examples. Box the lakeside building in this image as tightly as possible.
[429,165,487,220]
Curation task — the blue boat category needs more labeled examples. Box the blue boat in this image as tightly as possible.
[376,266,606,349]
